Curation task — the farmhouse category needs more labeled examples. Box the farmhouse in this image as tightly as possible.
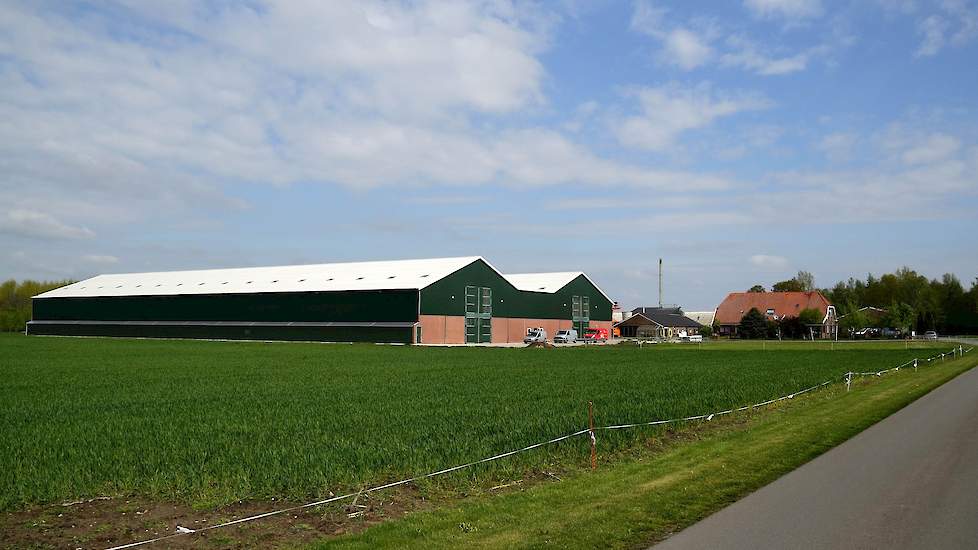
[614,307,703,339]
[714,291,837,338]
[27,256,612,344]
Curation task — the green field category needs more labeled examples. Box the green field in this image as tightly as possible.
[0,334,947,512]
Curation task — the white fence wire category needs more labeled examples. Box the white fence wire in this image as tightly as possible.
[105,345,973,550]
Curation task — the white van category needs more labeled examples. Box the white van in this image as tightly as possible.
[524,327,548,344]
[554,329,578,344]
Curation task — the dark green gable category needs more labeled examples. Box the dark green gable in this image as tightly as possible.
[421,259,611,321]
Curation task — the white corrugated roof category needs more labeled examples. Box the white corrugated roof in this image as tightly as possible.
[34,257,482,299]
[505,272,584,293]
[504,272,612,303]
[684,310,716,326]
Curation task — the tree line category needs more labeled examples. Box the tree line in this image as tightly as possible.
[748,267,978,335]
[0,279,75,332]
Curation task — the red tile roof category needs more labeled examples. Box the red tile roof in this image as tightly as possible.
[714,291,832,325]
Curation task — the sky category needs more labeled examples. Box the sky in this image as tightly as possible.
[1,0,976,310]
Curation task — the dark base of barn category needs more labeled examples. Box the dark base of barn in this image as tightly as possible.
[26,321,415,344]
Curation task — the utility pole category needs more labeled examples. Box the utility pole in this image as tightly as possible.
[658,258,663,308]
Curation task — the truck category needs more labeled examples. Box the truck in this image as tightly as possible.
[584,327,609,342]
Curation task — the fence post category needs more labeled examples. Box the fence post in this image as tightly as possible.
[846,372,852,392]
[588,401,597,471]
[914,358,918,372]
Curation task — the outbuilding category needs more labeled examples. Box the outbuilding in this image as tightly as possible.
[28,256,612,344]
[613,307,703,339]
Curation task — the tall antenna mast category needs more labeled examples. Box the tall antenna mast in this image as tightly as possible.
[658,258,663,308]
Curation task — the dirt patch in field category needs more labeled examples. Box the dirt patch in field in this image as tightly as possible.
[0,487,433,550]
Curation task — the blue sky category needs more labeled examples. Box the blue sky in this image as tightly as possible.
[1,0,976,310]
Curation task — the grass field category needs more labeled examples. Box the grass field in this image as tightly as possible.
[320,348,976,549]
[0,334,949,513]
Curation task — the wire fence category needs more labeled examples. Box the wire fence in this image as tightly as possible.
[106,345,973,550]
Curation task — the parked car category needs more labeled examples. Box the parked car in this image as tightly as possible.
[554,329,578,344]
[523,327,548,344]
[584,328,609,342]
[880,328,902,339]
[923,330,938,340]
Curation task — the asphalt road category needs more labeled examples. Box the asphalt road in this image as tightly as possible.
[654,355,978,550]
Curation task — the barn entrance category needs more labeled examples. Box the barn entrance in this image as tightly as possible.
[464,285,492,343]
[572,295,590,335]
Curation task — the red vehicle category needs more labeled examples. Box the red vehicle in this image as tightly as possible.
[584,327,609,342]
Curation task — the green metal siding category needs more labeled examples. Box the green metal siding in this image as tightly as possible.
[420,260,612,321]
[32,290,419,323]
[27,322,413,343]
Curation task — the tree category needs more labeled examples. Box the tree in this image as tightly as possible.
[882,302,915,333]
[772,279,804,292]
[699,325,713,338]
[772,271,814,292]
[839,309,869,337]
[798,308,823,326]
[795,271,815,292]
[738,308,768,339]
[0,279,74,332]
[748,285,766,293]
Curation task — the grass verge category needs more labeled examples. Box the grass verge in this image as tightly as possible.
[314,354,976,549]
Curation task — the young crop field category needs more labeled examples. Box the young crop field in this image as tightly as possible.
[0,334,946,513]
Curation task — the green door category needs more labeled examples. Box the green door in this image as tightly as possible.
[479,287,492,343]
[465,285,493,344]
[572,295,590,335]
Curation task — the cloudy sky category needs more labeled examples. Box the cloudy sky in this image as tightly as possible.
[1,0,976,309]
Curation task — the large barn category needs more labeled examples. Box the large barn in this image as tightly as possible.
[28,256,613,344]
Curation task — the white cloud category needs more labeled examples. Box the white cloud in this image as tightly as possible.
[914,1,978,57]
[901,133,961,164]
[614,83,771,151]
[744,0,824,20]
[750,255,789,269]
[631,2,835,75]
[630,2,717,70]
[720,36,817,75]
[916,14,949,56]
[0,0,753,255]
[661,28,715,69]
[818,132,859,161]
[0,210,95,240]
